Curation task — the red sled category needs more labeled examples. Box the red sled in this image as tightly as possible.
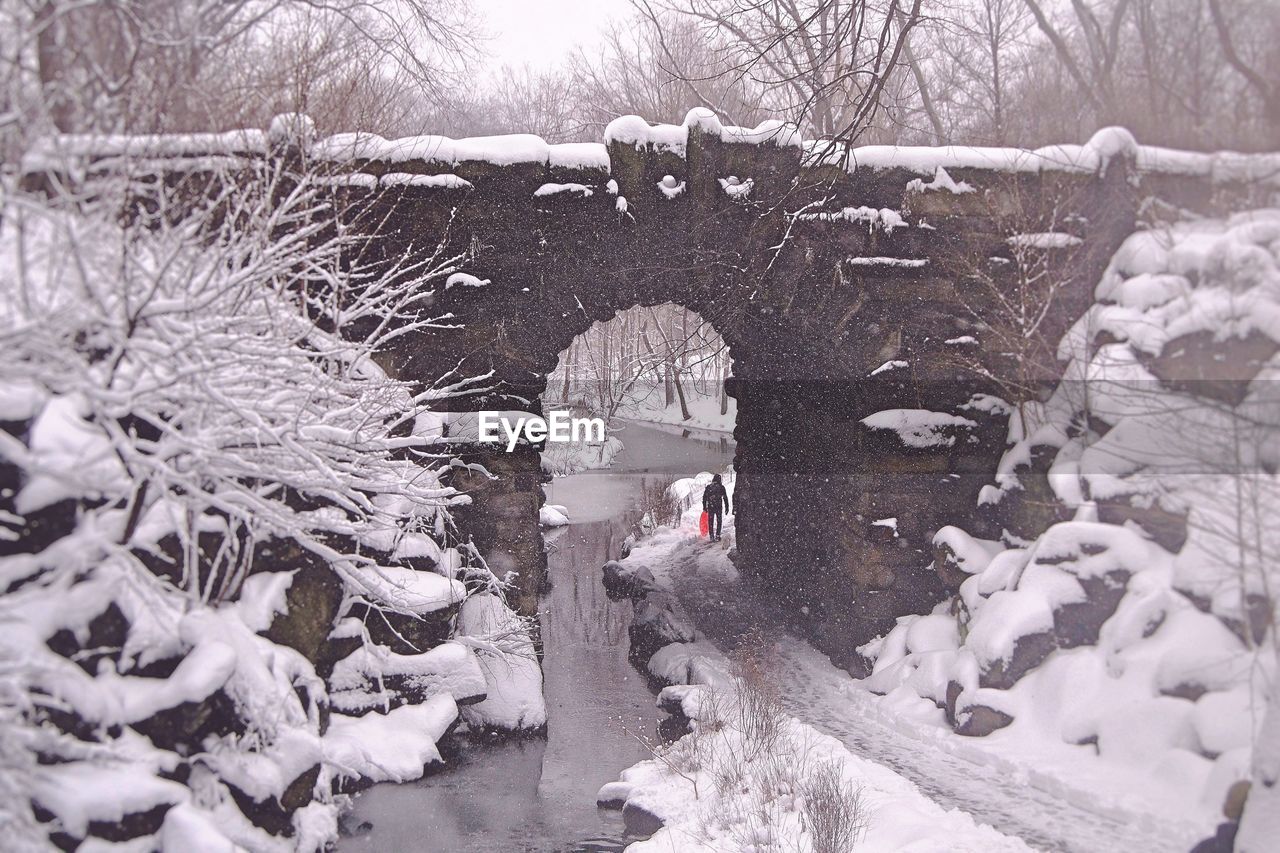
[699,511,709,537]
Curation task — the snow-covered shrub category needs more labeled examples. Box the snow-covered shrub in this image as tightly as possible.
[605,677,1010,853]
[0,162,527,848]
[636,475,680,532]
[859,210,1280,828]
[2,167,488,599]
[540,430,623,475]
[800,759,867,853]
[729,636,787,763]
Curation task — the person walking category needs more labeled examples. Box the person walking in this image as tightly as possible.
[701,473,731,542]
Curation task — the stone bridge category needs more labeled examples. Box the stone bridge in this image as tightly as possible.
[26,111,1278,669]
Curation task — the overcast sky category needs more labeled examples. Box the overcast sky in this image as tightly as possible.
[477,0,632,72]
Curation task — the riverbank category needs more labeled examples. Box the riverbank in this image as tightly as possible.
[339,423,736,851]
[597,506,1038,852]
[599,508,1217,851]
[621,394,736,435]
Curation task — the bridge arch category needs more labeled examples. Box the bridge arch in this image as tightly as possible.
[28,111,1276,669]
[285,115,1267,667]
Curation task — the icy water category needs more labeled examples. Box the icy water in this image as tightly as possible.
[338,421,735,853]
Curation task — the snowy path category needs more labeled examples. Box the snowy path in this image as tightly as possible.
[660,536,1201,853]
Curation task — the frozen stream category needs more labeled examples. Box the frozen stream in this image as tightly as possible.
[335,417,1189,853]
[338,421,735,852]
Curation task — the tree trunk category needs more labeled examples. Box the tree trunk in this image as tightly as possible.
[560,341,573,403]
[1236,680,1280,851]
[672,364,691,421]
[34,1,73,132]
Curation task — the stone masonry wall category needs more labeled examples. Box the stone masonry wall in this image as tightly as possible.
[26,115,1277,668]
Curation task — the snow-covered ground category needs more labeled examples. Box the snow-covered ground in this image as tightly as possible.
[599,209,1280,852]
[620,389,736,435]
[606,679,1033,853]
[605,518,1216,852]
[541,433,624,476]
[599,484,1029,851]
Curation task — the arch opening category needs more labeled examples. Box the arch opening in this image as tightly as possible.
[541,303,737,479]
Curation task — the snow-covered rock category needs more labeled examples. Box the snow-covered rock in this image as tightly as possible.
[630,592,699,661]
[456,593,547,732]
[906,165,974,194]
[860,408,979,449]
[0,188,515,850]
[348,565,465,616]
[601,558,656,600]
[32,763,190,839]
[324,695,458,785]
[329,641,487,713]
[539,503,570,527]
[856,209,1280,832]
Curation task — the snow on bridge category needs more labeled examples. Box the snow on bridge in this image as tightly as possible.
[23,106,1280,208]
[20,111,1279,665]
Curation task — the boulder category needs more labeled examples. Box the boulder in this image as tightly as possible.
[328,642,487,715]
[45,602,129,675]
[658,715,690,741]
[225,763,320,837]
[977,443,1072,541]
[944,680,963,727]
[628,593,697,663]
[953,699,1014,737]
[1053,570,1130,648]
[77,803,174,849]
[602,559,656,601]
[30,765,187,849]
[1,497,80,562]
[931,527,1002,591]
[622,800,665,838]
[345,600,458,656]
[132,688,240,751]
[596,781,632,810]
[257,541,345,670]
[933,546,972,590]
[1147,329,1276,406]
[1096,499,1187,553]
[1224,780,1250,822]
[1189,822,1239,853]
[978,629,1055,690]
[657,684,699,717]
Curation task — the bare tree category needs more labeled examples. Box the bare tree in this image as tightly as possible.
[924,0,1034,144]
[568,13,770,134]
[1020,0,1132,124]
[1,163,494,604]
[1006,0,1279,149]
[193,12,430,135]
[549,304,731,427]
[934,182,1094,436]
[487,65,582,143]
[1207,0,1280,142]
[6,0,478,138]
[635,0,925,143]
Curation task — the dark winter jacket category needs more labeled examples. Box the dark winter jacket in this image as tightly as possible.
[702,481,730,515]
